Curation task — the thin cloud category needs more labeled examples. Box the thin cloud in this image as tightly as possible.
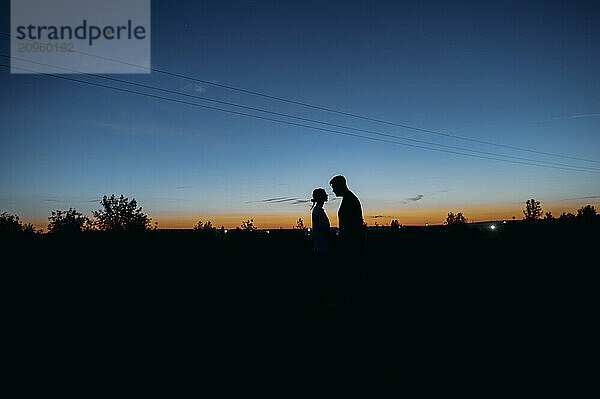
[400,194,425,205]
[263,197,293,202]
[247,194,339,205]
[44,198,100,203]
[568,113,600,119]
[557,195,600,202]
[183,83,206,93]
[536,113,600,123]
[406,194,424,202]
[246,196,301,204]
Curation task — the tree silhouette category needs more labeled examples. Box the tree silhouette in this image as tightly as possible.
[22,222,37,234]
[576,205,598,224]
[559,212,576,223]
[445,212,467,225]
[92,195,151,232]
[48,208,91,233]
[194,220,215,231]
[295,218,306,230]
[0,212,26,233]
[544,211,554,221]
[241,219,256,231]
[390,219,401,230]
[0,212,37,234]
[523,199,542,221]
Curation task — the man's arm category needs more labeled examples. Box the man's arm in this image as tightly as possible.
[348,198,365,238]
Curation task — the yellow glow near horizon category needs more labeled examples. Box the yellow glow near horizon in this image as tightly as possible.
[27,201,598,231]
[119,203,600,229]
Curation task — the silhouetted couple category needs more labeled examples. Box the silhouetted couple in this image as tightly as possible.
[311,175,366,307]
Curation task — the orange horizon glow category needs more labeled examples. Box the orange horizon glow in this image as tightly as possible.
[27,202,598,231]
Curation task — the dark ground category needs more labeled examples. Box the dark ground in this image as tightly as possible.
[5,221,598,396]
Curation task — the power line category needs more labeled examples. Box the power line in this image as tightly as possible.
[2,31,598,165]
[4,54,600,173]
[4,61,599,174]
[2,62,599,174]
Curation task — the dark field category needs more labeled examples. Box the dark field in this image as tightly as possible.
[6,222,598,396]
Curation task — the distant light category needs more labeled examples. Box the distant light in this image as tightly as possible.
[425,223,429,227]
[490,225,496,230]
[503,221,507,224]
[266,230,269,234]
[224,229,228,233]
[307,228,311,232]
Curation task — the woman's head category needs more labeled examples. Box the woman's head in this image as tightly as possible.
[311,188,328,208]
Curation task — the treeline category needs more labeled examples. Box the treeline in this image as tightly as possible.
[371,199,598,229]
[442,199,598,226]
[0,194,152,234]
[1,196,598,234]
[0,193,301,235]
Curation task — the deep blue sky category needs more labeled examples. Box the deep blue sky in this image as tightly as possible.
[1,0,599,228]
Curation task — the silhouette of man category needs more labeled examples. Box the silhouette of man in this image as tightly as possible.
[329,175,366,302]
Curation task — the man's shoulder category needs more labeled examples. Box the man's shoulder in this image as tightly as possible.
[347,191,361,206]
[340,192,361,206]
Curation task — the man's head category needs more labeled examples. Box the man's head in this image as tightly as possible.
[329,175,348,197]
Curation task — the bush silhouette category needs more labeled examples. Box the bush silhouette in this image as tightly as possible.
[445,212,467,225]
[92,195,151,232]
[559,212,576,224]
[0,212,30,233]
[576,205,598,224]
[241,219,256,231]
[194,220,215,231]
[295,218,306,230]
[48,208,91,233]
[22,223,37,234]
[1,212,23,233]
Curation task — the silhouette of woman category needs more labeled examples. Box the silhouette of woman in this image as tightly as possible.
[311,188,335,306]
[311,188,332,254]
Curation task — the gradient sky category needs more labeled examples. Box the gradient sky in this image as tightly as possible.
[1,0,599,229]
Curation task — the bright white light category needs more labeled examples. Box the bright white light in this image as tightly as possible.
[266,230,269,234]
[490,225,496,230]
[224,229,228,233]
[503,221,507,224]
[307,228,311,232]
